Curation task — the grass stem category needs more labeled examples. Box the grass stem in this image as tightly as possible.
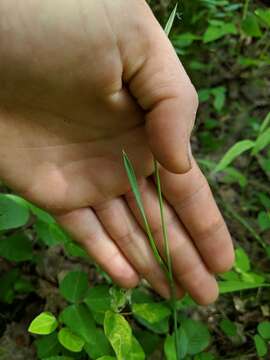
[154,159,180,360]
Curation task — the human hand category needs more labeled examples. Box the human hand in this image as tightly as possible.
[0,0,234,304]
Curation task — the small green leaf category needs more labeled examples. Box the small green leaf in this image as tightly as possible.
[35,221,70,247]
[104,311,132,360]
[28,202,55,224]
[219,319,237,337]
[203,23,237,43]
[258,211,270,231]
[97,357,116,360]
[258,192,270,209]
[130,336,145,360]
[211,86,226,112]
[182,319,211,355]
[135,329,160,356]
[254,334,268,357]
[258,321,270,340]
[135,315,169,335]
[85,285,111,313]
[234,247,250,272]
[59,271,88,303]
[164,4,178,36]
[131,288,154,304]
[214,140,255,172]
[242,13,262,37]
[60,304,96,343]
[132,303,171,324]
[172,32,200,48]
[252,128,270,155]
[198,89,211,102]
[255,9,270,28]
[35,332,61,359]
[219,280,268,294]
[84,328,113,359]
[28,312,58,335]
[0,234,33,262]
[58,327,85,353]
[259,112,270,134]
[0,194,30,230]
[203,26,222,43]
[164,327,188,360]
[261,158,270,173]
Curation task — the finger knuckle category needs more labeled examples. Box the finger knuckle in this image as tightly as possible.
[116,230,136,248]
[196,217,225,240]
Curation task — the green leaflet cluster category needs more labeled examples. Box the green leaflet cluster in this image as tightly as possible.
[28,270,214,360]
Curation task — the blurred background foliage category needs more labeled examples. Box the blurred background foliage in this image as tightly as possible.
[0,0,269,359]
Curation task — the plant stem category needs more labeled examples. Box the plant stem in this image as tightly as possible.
[154,159,180,360]
[154,160,173,282]
[242,0,250,20]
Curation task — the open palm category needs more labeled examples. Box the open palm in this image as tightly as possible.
[0,0,234,304]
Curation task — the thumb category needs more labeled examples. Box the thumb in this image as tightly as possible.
[120,2,198,173]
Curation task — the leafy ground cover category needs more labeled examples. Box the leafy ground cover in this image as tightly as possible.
[0,1,270,359]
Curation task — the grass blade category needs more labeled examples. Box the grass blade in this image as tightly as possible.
[164,3,178,36]
[154,160,181,360]
[122,151,167,271]
[214,140,255,173]
[164,5,181,359]
[154,160,173,284]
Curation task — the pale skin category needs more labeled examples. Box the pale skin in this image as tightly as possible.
[0,0,234,304]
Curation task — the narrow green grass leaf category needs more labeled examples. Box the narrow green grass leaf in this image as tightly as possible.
[218,280,269,294]
[164,4,178,36]
[252,127,270,155]
[259,112,270,134]
[154,160,181,358]
[122,151,166,270]
[214,140,255,172]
